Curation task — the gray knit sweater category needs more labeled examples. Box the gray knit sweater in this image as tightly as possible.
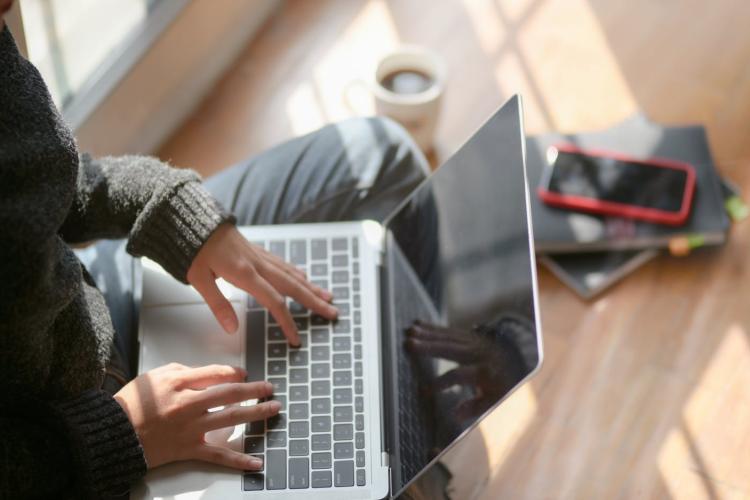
[0,26,233,499]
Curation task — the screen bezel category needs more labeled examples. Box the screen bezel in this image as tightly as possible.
[537,144,697,226]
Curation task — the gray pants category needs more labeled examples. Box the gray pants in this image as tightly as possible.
[77,117,428,381]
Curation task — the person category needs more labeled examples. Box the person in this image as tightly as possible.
[0,4,429,498]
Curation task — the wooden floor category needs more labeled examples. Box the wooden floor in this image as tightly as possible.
[160,1,750,498]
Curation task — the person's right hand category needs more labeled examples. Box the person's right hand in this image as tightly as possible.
[114,363,279,470]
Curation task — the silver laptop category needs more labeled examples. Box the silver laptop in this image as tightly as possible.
[132,95,543,499]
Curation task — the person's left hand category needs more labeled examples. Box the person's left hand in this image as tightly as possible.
[187,223,337,345]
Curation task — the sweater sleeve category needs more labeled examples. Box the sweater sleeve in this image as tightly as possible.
[59,154,235,282]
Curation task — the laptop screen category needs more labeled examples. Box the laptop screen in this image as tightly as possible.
[382,96,542,496]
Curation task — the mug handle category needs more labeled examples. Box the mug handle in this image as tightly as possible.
[342,78,373,115]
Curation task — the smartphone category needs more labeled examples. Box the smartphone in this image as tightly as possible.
[537,144,696,226]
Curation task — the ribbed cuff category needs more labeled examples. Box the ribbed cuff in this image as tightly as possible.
[54,390,147,499]
[127,181,235,283]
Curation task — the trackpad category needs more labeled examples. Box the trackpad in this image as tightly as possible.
[138,303,244,374]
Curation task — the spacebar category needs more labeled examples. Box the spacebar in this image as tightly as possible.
[246,310,265,382]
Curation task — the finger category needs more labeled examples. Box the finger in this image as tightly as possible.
[194,444,264,471]
[259,262,337,320]
[409,322,466,342]
[187,381,274,411]
[175,365,247,390]
[199,400,280,432]
[191,272,238,334]
[261,251,333,302]
[432,366,478,392]
[231,271,300,346]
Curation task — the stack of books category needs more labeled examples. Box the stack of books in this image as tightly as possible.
[527,114,746,299]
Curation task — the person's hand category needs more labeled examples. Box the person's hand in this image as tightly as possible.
[187,223,338,345]
[114,363,279,470]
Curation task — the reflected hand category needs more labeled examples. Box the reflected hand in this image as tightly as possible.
[114,363,279,470]
[405,321,507,421]
[187,223,338,345]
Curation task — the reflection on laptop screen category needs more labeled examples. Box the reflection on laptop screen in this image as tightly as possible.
[383,96,542,495]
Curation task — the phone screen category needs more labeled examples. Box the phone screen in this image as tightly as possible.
[546,148,689,212]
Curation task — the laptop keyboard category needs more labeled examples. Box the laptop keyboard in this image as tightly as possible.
[243,236,368,491]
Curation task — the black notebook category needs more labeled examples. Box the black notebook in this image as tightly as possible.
[528,115,730,253]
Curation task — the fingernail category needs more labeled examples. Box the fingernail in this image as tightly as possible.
[246,456,263,469]
[265,381,274,393]
[328,305,338,317]
[268,400,281,412]
[221,315,238,334]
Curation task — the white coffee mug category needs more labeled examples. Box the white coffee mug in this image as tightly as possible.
[346,46,446,152]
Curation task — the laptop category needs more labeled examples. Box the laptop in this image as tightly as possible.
[131,95,543,499]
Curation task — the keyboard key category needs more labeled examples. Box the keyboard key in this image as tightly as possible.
[355,414,364,431]
[290,368,308,384]
[311,346,329,361]
[289,439,309,457]
[353,261,359,276]
[355,432,365,450]
[333,388,352,404]
[311,398,331,414]
[268,343,287,358]
[311,380,330,396]
[243,473,264,491]
[268,377,286,393]
[268,326,284,341]
[333,354,351,370]
[290,241,307,265]
[311,433,331,451]
[356,450,365,467]
[246,311,265,382]
[289,421,309,438]
[290,386,308,401]
[246,418,264,435]
[332,238,347,251]
[333,424,353,441]
[290,350,308,366]
[311,279,329,289]
[311,452,332,469]
[356,468,366,486]
[311,314,329,326]
[334,442,354,459]
[354,327,361,342]
[334,460,354,487]
[311,239,327,260]
[335,303,350,317]
[333,371,352,387]
[269,241,286,259]
[311,263,328,276]
[332,254,348,267]
[245,436,264,454]
[353,294,360,308]
[352,238,358,258]
[311,416,331,433]
[333,338,351,352]
[267,413,287,430]
[311,363,330,379]
[268,360,286,376]
[333,321,351,335]
[354,311,361,326]
[354,345,362,360]
[289,403,309,420]
[270,394,287,411]
[289,457,309,489]
[311,329,329,344]
[312,470,332,488]
[267,431,286,448]
[294,317,309,331]
[289,301,306,315]
[334,406,353,423]
[297,334,309,348]
[355,379,363,395]
[353,278,360,291]
[332,287,349,300]
[354,362,363,377]
[355,396,364,413]
[332,271,349,284]
[266,449,286,490]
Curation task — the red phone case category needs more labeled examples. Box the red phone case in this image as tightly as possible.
[537,144,697,226]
